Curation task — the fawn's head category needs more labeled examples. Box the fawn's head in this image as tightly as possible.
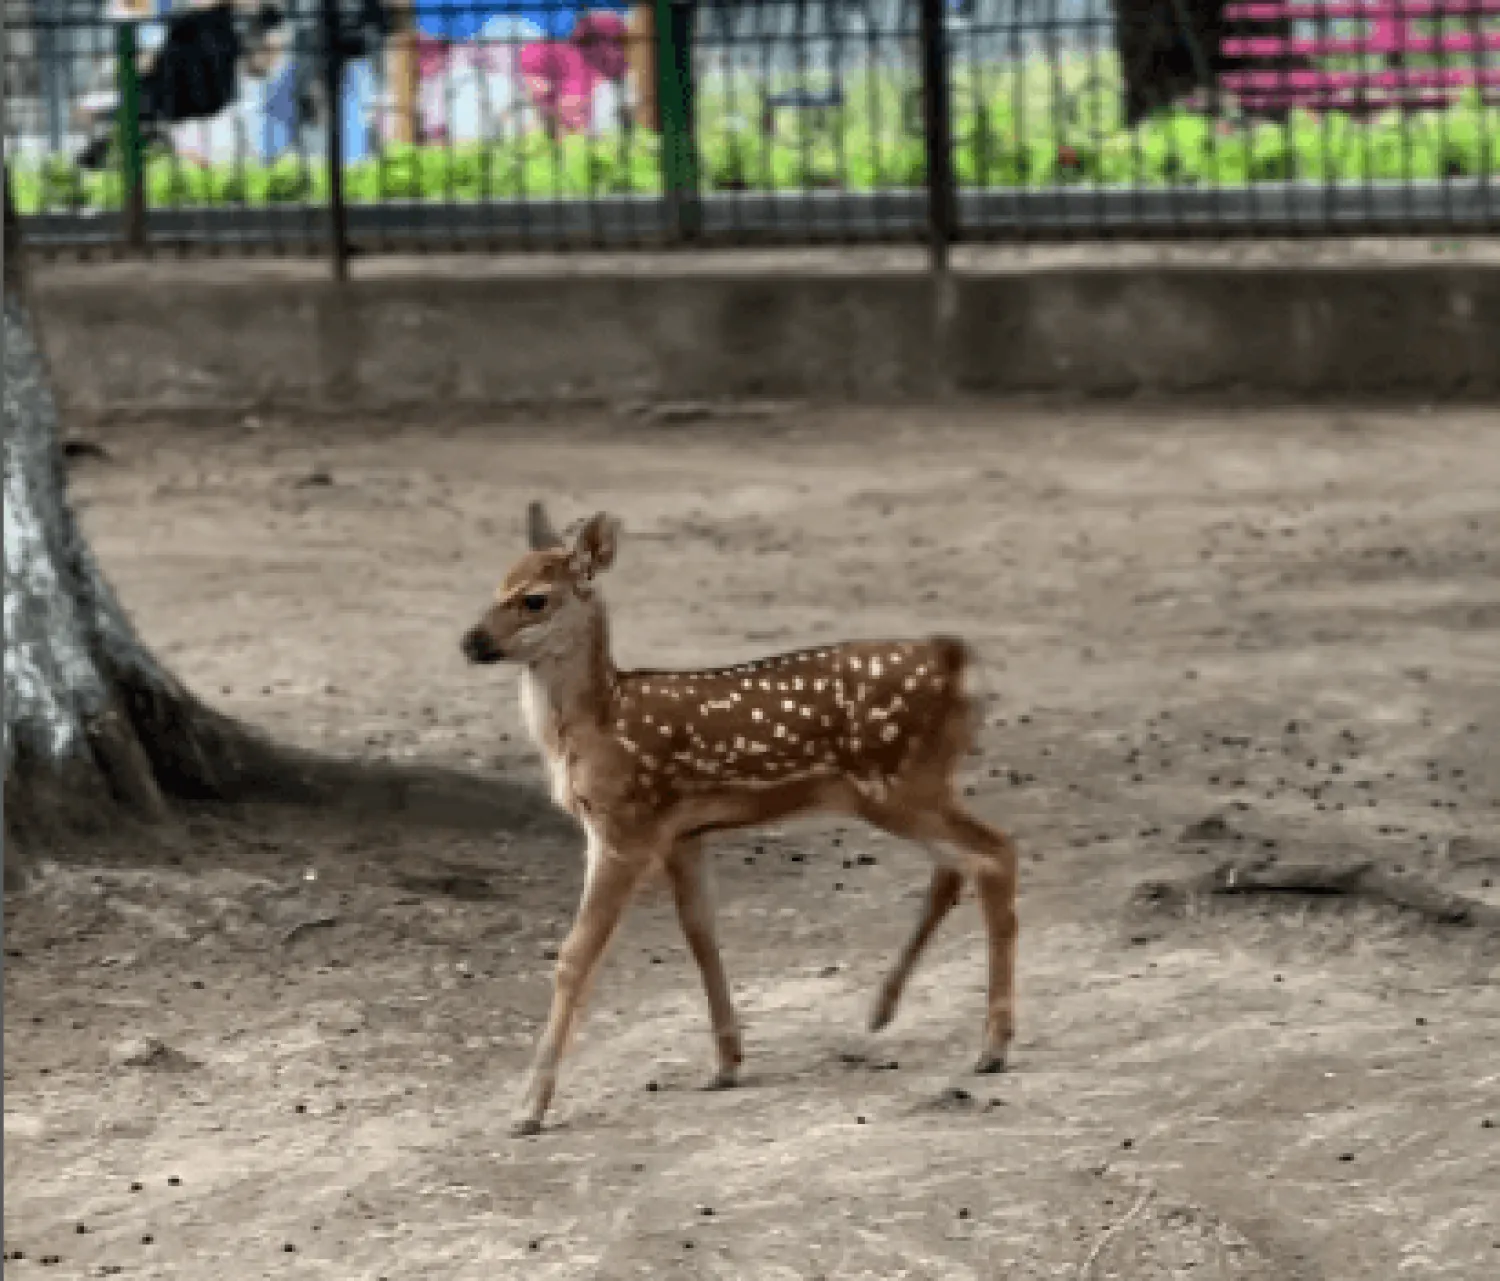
[460,502,620,666]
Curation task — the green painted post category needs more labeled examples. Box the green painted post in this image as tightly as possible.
[655,0,700,241]
[115,19,146,249]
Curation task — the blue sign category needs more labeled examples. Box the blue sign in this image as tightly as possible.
[410,2,633,43]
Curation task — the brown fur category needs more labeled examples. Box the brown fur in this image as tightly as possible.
[461,504,1020,1134]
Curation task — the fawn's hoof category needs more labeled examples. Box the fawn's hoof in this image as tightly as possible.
[511,1116,544,1137]
[973,1048,1009,1075]
[705,1068,739,1091]
[868,992,898,1034]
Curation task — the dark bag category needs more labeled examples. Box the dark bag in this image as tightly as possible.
[139,2,243,124]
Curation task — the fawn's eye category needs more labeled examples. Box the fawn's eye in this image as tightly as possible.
[521,593,550,614]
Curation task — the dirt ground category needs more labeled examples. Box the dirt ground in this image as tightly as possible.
[5,403,1500,1280]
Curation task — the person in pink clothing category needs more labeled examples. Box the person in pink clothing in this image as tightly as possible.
[518,10,629,137]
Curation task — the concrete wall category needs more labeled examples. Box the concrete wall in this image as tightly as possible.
[31,253,1500,415]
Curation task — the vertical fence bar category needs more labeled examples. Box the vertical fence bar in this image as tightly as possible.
[657,0,701,241]
[115,18,146,251]
[321,0,350,280]
[5,157,24,298]
[918,0,955,271]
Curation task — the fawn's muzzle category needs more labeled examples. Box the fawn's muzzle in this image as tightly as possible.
[461,626,503,665]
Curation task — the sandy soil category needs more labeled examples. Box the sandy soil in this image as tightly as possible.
[5,404,1499,1280]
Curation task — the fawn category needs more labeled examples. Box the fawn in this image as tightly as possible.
[461,502,1020,1135]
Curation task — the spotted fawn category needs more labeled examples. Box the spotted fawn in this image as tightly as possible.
[461,502,1020,1134]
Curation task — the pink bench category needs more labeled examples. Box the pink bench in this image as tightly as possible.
[1219,0,1500,112]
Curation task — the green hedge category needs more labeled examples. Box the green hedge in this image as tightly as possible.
[14,98,1499,213]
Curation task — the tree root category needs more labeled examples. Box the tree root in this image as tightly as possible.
[1135,859,1500,932]
[111,668,567,834]
[6,679,571,887]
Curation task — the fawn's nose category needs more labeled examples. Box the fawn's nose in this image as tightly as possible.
[461,626,502,665]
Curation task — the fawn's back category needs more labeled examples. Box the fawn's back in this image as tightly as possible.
[605,635,975,817]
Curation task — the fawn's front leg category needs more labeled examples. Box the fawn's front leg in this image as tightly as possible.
[515,842,643,1136]
[665,838,743,1089]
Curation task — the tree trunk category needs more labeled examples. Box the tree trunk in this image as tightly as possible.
[3,167,563,888]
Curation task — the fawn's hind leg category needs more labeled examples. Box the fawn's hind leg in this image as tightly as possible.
[665,838,743,1088]
[868,860,965,1033]
[932,804,1020,1073]
[859,794,1019,1072]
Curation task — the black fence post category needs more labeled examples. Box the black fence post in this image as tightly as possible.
[917,0,956,273]
[321,0,350,281]
[4,157,25,299]
[658,0,701,243]
[115,18,148,253]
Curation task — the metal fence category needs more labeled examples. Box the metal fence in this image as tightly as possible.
[5,0,1498,262]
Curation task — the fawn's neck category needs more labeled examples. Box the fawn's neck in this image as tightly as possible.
[524,597,618,734]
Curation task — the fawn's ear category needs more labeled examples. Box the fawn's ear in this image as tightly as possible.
[526,500,564,551]
[570,512,620,580]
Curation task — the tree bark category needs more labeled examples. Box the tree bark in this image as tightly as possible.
[3,166,563,888]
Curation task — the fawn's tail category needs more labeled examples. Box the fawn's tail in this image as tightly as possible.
[932,634,988,758]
